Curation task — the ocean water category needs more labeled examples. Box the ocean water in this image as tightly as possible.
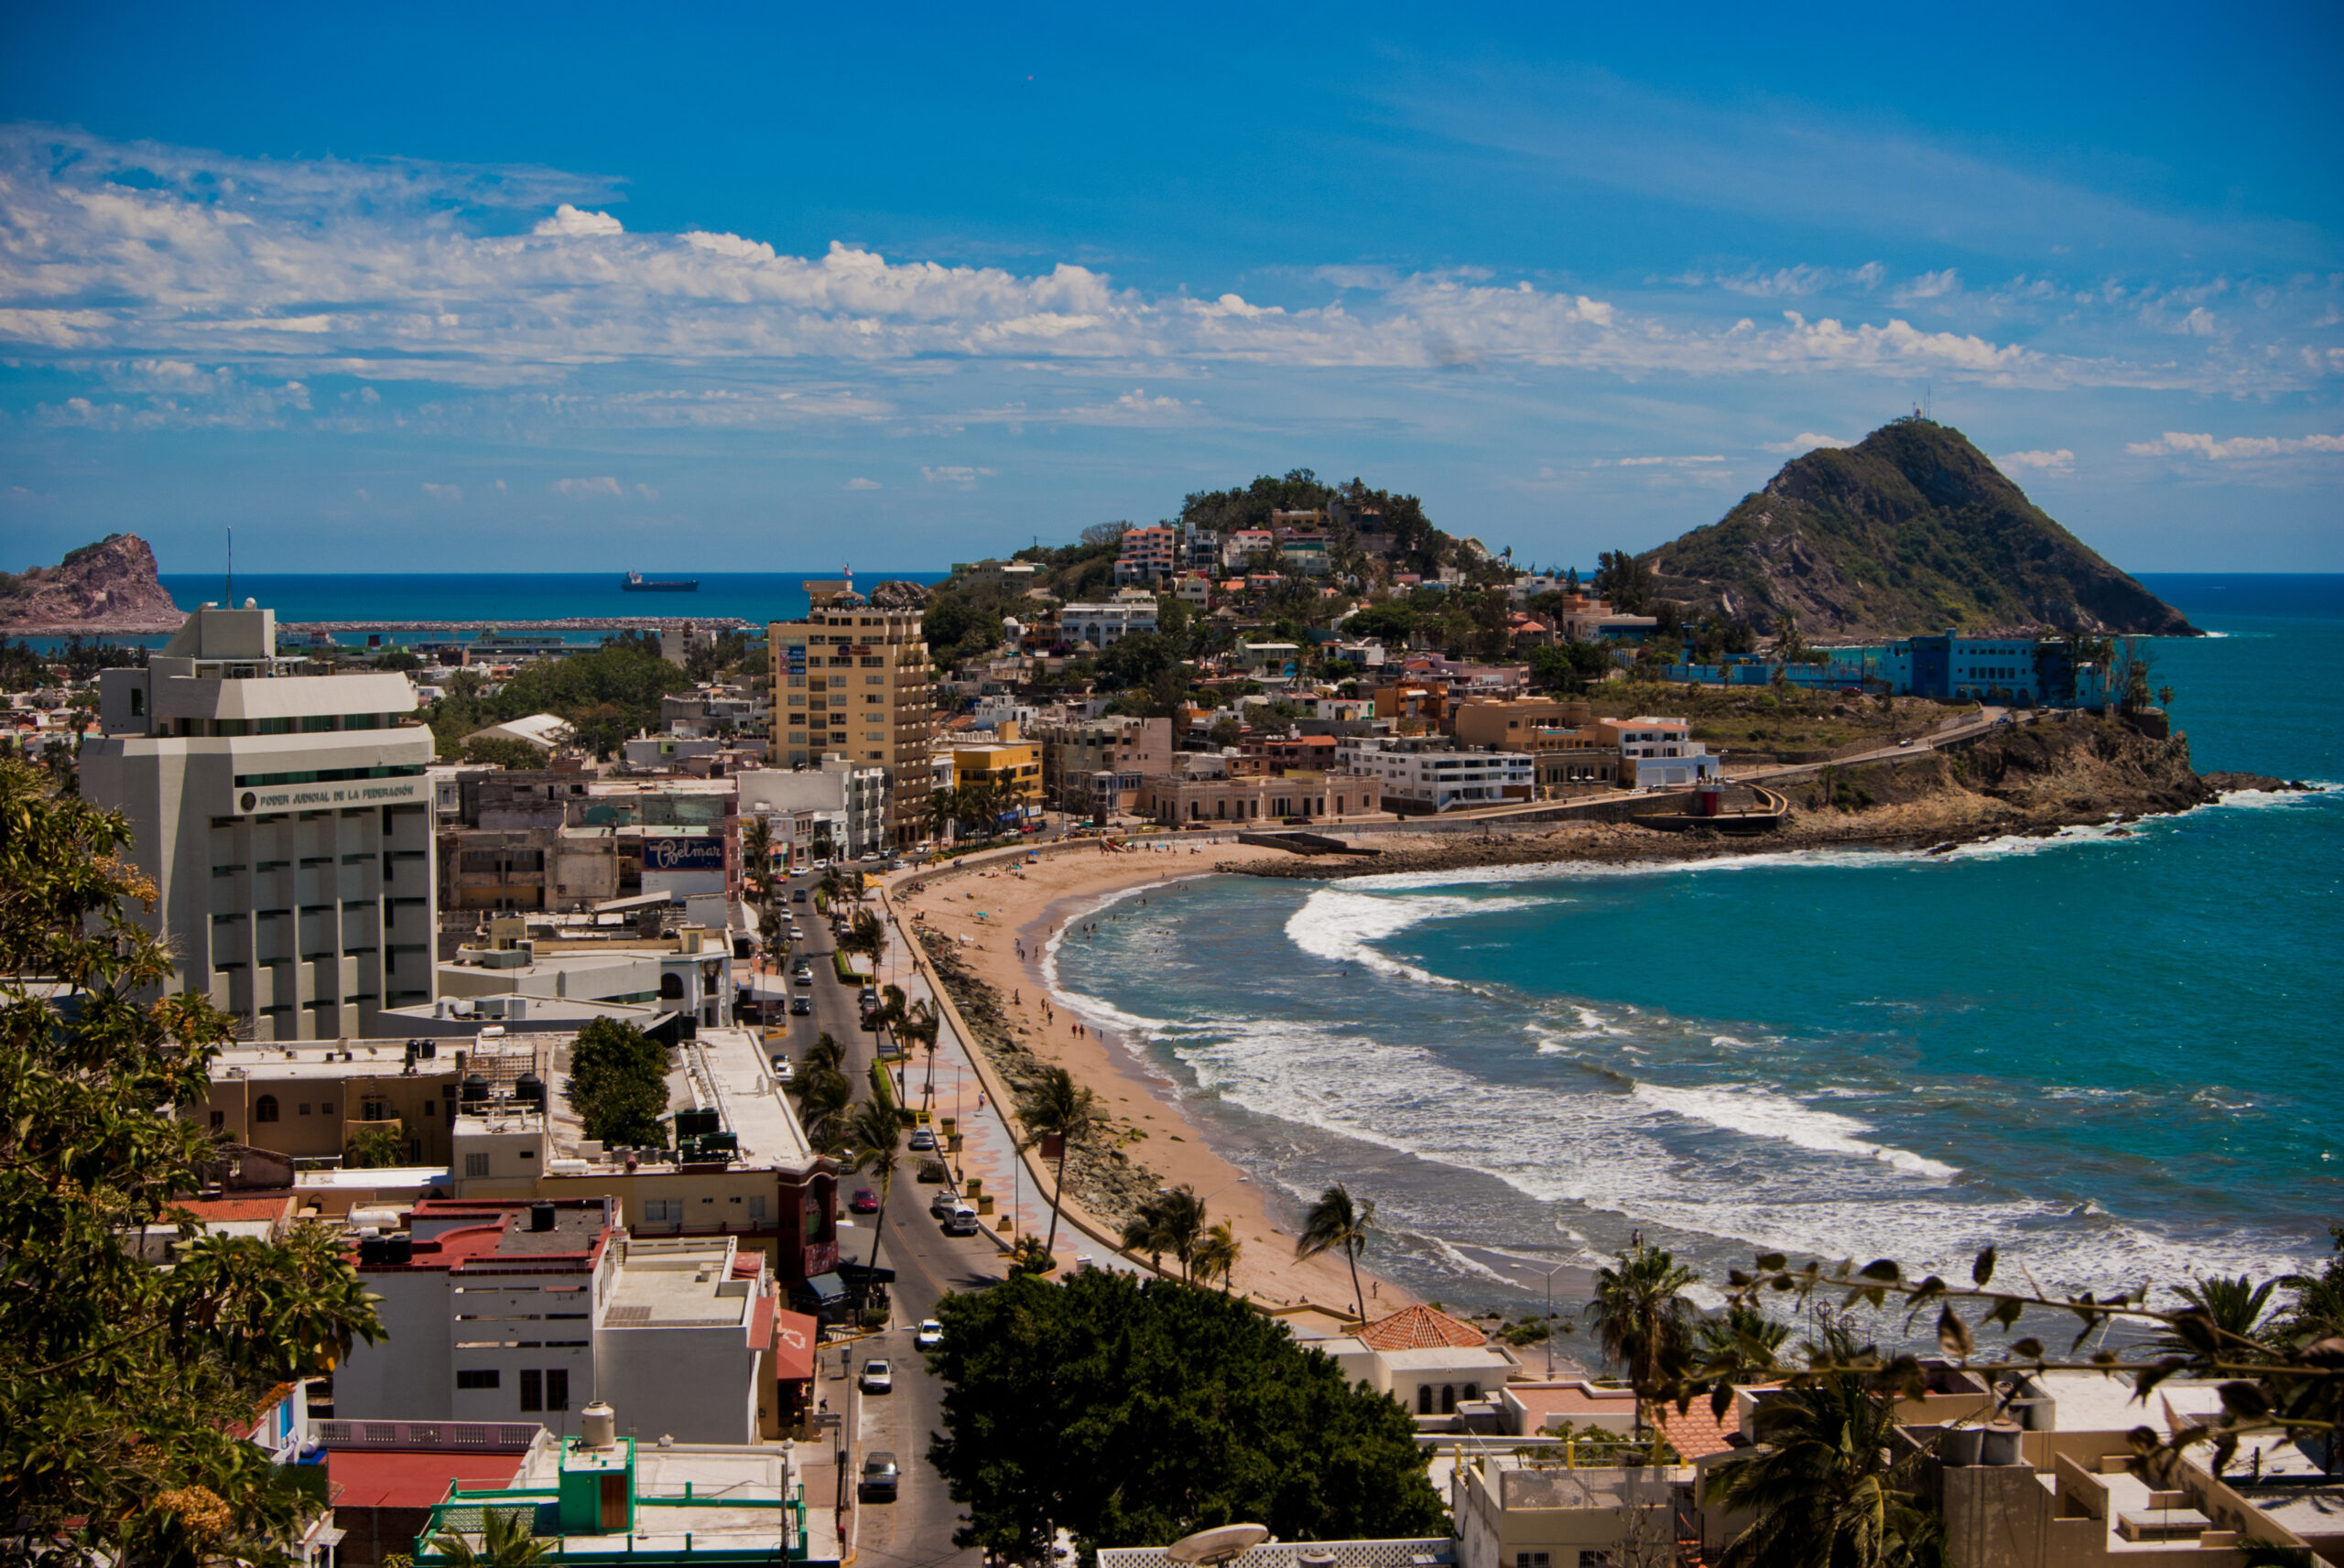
[1048,574,2344,1313]
[147,571,953,647]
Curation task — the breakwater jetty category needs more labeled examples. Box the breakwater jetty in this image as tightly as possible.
[277,617,757,636]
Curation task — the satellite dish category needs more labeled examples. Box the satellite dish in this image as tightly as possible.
[1167,1525,1271,1567]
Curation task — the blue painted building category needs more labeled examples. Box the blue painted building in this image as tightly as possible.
[1663,633,2109,708]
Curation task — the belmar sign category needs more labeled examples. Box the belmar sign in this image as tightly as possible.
[234,775,430,815]
[642,833,724,871]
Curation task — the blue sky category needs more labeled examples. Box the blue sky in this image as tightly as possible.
[2,2,2339,575]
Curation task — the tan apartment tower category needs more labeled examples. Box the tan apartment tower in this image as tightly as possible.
[769,580,935,847]
[83,601,439,1041]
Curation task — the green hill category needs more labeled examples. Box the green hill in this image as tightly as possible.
[1641,420,2195,638]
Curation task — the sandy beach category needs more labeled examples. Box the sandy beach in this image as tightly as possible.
[889,837,1420,1317]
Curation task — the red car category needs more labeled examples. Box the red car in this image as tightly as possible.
[849,1188,880,1215]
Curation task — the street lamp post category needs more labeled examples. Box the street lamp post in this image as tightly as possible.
[1540,1261,1569,1380]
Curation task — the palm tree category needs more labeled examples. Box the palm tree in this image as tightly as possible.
[1694,1303,1794,1385]
[794,1070,853,1152]
[1588,1243,1700,1433]
[839,1097,903,1273]
[740,815,777,906]
[2152,1273,2280,1358]
[1015,1065,1097,1259]
[1119,1186,1206,1281]
[418,1507,552,1567]
[1711,1348,1941,1568]
[900,1000,942,1105]
[801,1031,847,1077]
[1193,1220,1242,1293]
[1295,1184,1376,1323]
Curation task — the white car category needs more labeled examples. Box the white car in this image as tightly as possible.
[915,1319,943,1349]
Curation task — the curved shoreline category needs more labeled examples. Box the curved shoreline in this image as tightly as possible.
[894,839,1418,1315]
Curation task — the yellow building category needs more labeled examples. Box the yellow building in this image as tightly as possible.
[946,728,1042,822]
[770,579,938,847]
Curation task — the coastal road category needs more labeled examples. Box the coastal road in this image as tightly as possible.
[1731,705,2031,783]
[764,868,995,1568]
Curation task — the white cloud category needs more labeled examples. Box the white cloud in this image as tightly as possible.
[844,477,881,490]
[1056,387,1200,426]
[1612,454,1726,467]
[2126,430,2344,460]
[1763,431,1854,454]
[921,465,994,488]
[1894,269,1962,304]
[422,481,463,502]
[0,124,2322,438]
[553,475,625,497]
[1709,263,1885,298]
[533,203,624,237]
[1995,449,2075,474]
[634,482,657,501]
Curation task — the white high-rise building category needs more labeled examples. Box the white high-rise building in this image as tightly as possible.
[86,601,439,1041]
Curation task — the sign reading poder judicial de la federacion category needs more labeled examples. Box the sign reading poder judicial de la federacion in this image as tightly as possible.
[232,775,431,815]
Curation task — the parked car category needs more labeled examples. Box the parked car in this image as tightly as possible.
[908,1128,938,1152]
[769,1056,796,1083]
[859,1358,893,1394]
[789,996,812,1015]
[941,1206,981,1237]
[849,1188,880,1215]
[860,1451,898,1500]
[915,1319,943,1349]
[929,1190,960,1219]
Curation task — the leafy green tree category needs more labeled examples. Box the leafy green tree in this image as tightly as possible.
[1529,640,1613,694]
[1710,1336,1943,1568]
[1588,1243,1700,1431]
[460,735,550,770]
[928,1269,1448,1563]
[566,1017,671,1148]
[1015,1065,1098,1258]
[372,648,424,673]
[0,757,382,1564]
[1343,602,1417,645]
[1296,1183,1376,1322]
[2151,1274,2279,1357]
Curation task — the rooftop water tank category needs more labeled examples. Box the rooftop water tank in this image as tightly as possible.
[515,1072,547,1106]
[580,1400,617,1449]
[461,1074,490,1105]
[529,1201,557,1233]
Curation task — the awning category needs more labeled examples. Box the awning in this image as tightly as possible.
[838,1260,896,1285]
[798,1271,849,1305]
[773,1310,819,1382]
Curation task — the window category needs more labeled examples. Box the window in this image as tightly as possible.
[519,1368,542,1411]
[1416,1384,1433,1415]
[456,1369,500,1390]
[1517,1555,1552,1568]
[129,687,145,717]
[546,1368,570,1411]
[464,1152,492,1178]
[254,1095,279,1123]
[297,1103,311,1117]
[210,1109,225,1130]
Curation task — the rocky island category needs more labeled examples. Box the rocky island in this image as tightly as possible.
[0,535,186,635]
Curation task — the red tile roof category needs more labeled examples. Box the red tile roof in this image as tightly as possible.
[326,1448,529,1511]
[1355,1304,1489,1351]
[1651,1399,1739,1460]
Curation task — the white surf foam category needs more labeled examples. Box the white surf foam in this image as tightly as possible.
[1632,1083,1960,1179]
[1282,886,1541,985]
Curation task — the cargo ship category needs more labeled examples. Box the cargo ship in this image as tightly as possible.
[621,571,699,592]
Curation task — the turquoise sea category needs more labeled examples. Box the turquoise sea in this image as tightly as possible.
[1048,574,2344,1313]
